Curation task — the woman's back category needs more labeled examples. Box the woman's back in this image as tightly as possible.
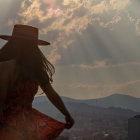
[5,80,39,110]
[3,61,39,107]
[0,68,66,140]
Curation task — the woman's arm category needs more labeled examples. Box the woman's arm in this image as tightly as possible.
[40,83,74,128]
[41,83,70,117]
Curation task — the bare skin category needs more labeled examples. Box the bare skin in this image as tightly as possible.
[40,83,75,129]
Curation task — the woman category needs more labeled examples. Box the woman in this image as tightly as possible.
[0,24,74,139]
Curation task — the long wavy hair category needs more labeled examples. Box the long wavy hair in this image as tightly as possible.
[0,38,55,88]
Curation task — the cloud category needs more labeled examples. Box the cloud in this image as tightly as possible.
[135,19,140,35]
[6,0,132,63]
[110,0,130,11]
[126,10,135,23]
[90,1,109,15]
[72,60,140,70]
[68,80,140,98]
[48,47,61,64]
[70,80,140,89]
[72,59,110,69]
[18,0,49,24]
[99,15,121,28]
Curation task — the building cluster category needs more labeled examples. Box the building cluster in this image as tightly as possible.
[128,115,140,140]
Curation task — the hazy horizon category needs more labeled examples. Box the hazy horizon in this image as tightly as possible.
[36,92,140,100]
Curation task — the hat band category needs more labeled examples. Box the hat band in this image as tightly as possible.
[11,34,38,41]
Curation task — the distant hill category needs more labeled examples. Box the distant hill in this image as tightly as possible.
[33,93,140,112]
[83,93,140,112]
[32,94,139,139]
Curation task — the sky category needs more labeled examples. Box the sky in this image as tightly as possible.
[0,0,140,99]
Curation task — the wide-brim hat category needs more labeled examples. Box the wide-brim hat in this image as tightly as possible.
[0,24,50,46]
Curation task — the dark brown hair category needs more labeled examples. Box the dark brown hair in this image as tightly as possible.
[0,38,55,88]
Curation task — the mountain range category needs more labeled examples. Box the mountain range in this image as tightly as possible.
[32,93,140,139]
[33,93,140,113]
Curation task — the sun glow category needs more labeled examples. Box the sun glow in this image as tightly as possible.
[42,0,56,5]
[47,7,62,17]
[42,0,62,17]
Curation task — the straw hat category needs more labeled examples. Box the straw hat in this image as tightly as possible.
[0,24,50,46]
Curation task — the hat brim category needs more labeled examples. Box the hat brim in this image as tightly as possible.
[0,35,50,46]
